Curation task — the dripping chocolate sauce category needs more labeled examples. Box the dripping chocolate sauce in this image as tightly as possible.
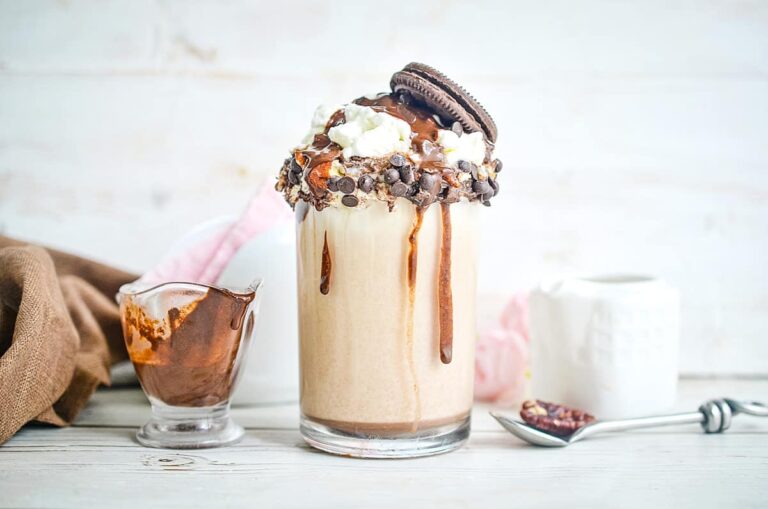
[438,203,453,364]
[320,231,332,295]
[406,207,425,429]
[407,207,425,292]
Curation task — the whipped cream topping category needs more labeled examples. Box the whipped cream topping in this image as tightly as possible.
[328,104,411,159]
[436,130,486,165]
[300,101,483,164]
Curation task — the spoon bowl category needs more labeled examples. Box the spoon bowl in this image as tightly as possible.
[489,412,571,447]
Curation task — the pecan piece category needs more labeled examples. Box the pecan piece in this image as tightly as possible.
[306,161,332,197]
[520,400,596,437]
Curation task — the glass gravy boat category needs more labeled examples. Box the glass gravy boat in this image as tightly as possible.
[117,279,263,449]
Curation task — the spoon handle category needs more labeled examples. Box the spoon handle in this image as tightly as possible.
[580,398,768,439]
[581,411,703,438]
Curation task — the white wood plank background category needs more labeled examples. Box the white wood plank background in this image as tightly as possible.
[1,379,766,508]
[0,0,767,375]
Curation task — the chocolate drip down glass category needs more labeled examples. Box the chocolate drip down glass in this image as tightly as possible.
[118,280,262,449]
[297,200,478,458]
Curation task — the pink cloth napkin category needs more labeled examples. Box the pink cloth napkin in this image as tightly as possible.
[142,184,292,285]
[474,293,530,405]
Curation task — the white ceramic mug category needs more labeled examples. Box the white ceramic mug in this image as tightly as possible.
[529,274,680,419]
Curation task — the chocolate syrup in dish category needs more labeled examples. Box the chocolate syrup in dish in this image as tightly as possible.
[320,231,332,295]
[123,287,255,407]
[438,203,453,364]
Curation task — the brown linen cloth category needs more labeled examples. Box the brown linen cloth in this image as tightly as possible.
[0,236,137,444]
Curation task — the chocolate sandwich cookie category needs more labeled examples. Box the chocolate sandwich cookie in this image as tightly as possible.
[390,62,497,143]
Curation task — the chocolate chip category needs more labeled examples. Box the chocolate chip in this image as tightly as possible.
[458,160,472,173]
[451,121,463,136]
[391,181,409,197]
[358,175,374,193]
[482,190,494,202]
[290,158,303,174]
[493,158,503,173]
[489,178,499,196]
[338,176,356,194]
[327,177,339,192]
[389,153,406,167]
[482,200,491,207]
[384,168,401,185]
[399,165,415,184]
[288,170,299,185]
[473,179,492,195]
[417,173,436,192]
[341,194,359,207]
[470,163,479,180]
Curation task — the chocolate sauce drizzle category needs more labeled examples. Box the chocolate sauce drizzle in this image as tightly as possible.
[407,208,425,291]
[438,203,453,364]
[355,95,447,171]
[405,207,424,428]
[320,231,332,295]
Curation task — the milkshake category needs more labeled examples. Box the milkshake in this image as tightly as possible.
[276,63,502,457]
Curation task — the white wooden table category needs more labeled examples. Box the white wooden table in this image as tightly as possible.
[1,379,766,508]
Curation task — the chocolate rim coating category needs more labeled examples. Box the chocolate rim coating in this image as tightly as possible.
[390,62,497,143]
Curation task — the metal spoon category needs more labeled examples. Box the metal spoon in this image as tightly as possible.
[490,398,768,447]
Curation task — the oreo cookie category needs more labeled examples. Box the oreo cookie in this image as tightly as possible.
[390,62,497,143]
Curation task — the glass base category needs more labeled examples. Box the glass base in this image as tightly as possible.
[300,414,470,458]
[136,398,244,449]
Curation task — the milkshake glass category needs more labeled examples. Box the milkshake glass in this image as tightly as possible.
[276,64,502,457]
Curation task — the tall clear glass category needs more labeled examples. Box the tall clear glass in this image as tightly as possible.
[297,200,478,458]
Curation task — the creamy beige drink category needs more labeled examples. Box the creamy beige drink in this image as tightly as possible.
[276,63,502,457]
[298,201,478,432]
